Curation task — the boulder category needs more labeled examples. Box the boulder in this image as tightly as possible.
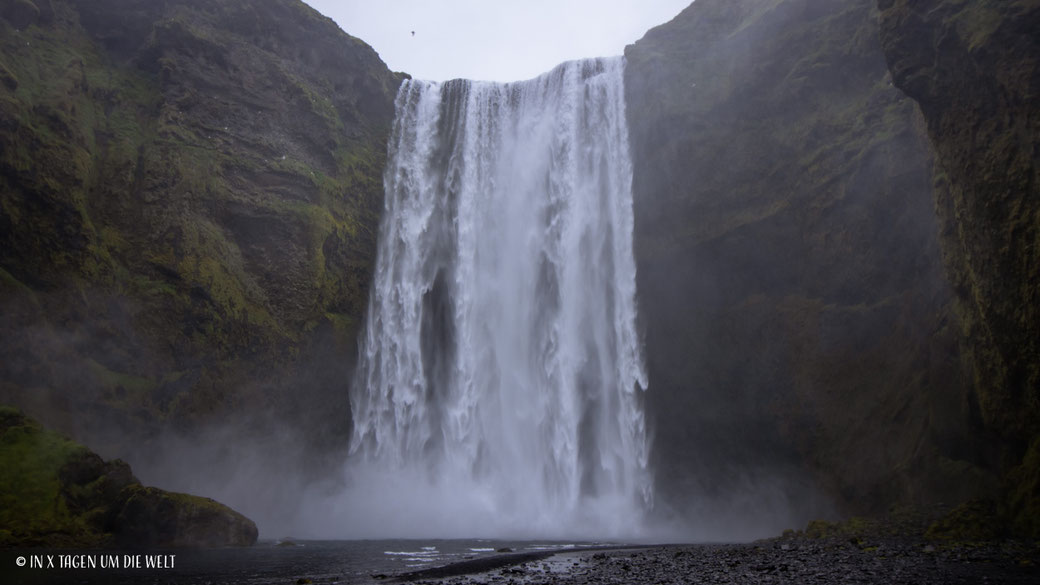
[113,485,258,547]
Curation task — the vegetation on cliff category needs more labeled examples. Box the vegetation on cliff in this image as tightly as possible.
[3,0,1036,546]
[0,0,402,479]
[624,0,993,533]
[0,406,257,547]
[877,0,1040,537]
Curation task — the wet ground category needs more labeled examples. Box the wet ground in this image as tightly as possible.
[403,538,1040,585]
[3,536,1039,584]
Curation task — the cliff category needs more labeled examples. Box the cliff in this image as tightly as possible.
[624,0,994,533]
[4,0,1037,544]
[0,0,401,475]
[877,0,1040,536]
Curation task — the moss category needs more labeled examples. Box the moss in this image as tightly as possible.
[803,519,836,539]
[926,499,1003,541]
[1,0,398,472]
[0,406,97,544]
[114,484,258,547]
[803,516,877,540]
[0,56,17,90]
[1007,438,1040,537]
[85,359,156,394]
[0,266,37,300]
[878,0,1040,536]
[0,407,258,546]
[626,0,980,520]
[84,359,160,416]
[941,0,1004,50]
[293,76,343,131]
[324,311,355,333]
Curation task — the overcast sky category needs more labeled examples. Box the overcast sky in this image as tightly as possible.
[303,0,692,82]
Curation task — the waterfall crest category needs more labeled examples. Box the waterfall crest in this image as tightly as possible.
[347,57,650,538]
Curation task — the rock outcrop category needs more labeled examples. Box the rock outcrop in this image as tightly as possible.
[113,485,257,547]
[0,0,402,469]
[876,0,1040,536]
[624,0,993,530]
[0,406,257,547]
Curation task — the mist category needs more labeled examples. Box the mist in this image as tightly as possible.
[120,47,839,544]
[3,0,1008,557]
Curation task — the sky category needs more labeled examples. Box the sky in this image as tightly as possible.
[303,0,693,82]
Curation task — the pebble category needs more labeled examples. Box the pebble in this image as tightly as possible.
[408,538,1040,585]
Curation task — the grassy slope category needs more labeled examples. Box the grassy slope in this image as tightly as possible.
[0,406,98,546]
[0,405,256,546]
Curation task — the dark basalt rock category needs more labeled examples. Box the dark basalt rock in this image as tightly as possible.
[876,0,1040,537]
[624,0,992,527]
[113,485,258,547]
[59,450,139,532]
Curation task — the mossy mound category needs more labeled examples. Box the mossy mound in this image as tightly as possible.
[0,406,257,547]
[0,405,114,546]
[788,505,977,542]
[113,485,257,547]
[925,499,1004,542]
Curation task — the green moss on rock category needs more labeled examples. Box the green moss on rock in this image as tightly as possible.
[0,406,256,547]
[1007,438,1040,537]
[926,499,1003,541]
[113,485,258,548]
[625,0,987,521]
[877,0,1040,537]
[0,405,97,546]
[0,0,402,466]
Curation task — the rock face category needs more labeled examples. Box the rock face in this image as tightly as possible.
[4,0,1036,542]
[113,485,257,547]
[624,0,994,529]
[0,406,257,547]
[0,0,401,469]
[876,0,1040,536]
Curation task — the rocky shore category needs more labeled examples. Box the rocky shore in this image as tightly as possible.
[400,538,1040,585]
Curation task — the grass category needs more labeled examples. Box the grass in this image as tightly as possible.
[0,406,90,543]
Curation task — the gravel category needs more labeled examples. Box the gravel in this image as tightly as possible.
[401,538,1040,585]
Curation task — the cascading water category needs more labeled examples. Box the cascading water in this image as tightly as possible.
[345,57,650,538]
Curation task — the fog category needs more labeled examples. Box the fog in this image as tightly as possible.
[4,277,832,543]
[4,0,928,548]
[116,45,839,543]
[126,421,826,542]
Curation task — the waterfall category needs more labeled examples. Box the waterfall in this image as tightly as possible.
[346,57,650,538]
